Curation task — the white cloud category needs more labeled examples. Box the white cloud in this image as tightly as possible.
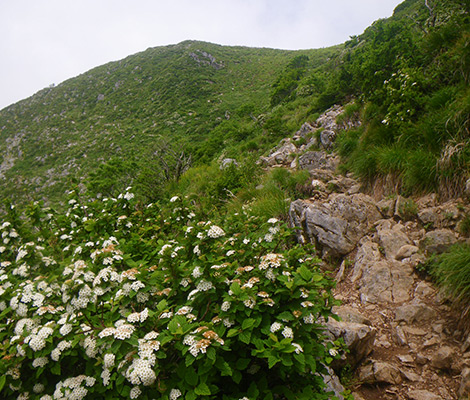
[0,0,403,109]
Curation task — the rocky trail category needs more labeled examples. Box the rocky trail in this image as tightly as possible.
[259,106,470,399]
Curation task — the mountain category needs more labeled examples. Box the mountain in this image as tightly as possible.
[0,41,338,205]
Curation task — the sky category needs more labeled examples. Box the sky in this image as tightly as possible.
[0,0,403,110]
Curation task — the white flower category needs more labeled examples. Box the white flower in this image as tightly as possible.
[104,353,115,368]
[329,348,339,357]
[169,389,182,400]
[207,225,225,238]
[130,386,141,399]
[192,266,203,278]
[267,218,278,224]
[282,326,293,339]
[270,322,282,333]
[193,245,201,256]
[170,196,179,203]
[292,343,303,354]
[124,192,135,201]
[226,250,236,256]
[221,301,231,312]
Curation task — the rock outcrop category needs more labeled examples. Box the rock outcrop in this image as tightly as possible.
[261,105,470,399]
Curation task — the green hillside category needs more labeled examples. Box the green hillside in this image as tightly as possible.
[0,41,338,205]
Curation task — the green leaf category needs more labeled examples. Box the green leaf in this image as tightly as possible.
[242,318,256,330]
[157,299,168,311]
[232,370,242,384]
[227,328,239,338]
[268,356,279,369]
[185,392,197,400]
[185,367,199,386]
[207,346,216,362]
[0,375,5,392]
[230,281,242,296]
[298,265,312,281]
[239,330,251,344]
[217,360,233,376]
[235,358,251,370]
[194,383,211,396]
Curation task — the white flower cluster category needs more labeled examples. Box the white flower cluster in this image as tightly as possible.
[127,308,149,323]
[98,322,136,340]
[51,340,72,361]
[26,325,54,352]
[123,331,160,387]
[206,225,225,238]
[169,388,182,400]
[53,375,96,400]
[259,253,283,270]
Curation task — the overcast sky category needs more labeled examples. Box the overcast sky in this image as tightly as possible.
[0,0,403,110]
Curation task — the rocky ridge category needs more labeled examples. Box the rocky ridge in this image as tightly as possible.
[260,105,470,399]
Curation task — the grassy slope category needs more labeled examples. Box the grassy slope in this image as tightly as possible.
[0,41,338,205]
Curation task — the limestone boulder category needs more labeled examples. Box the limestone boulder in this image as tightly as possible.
[407,390,442,400]
[358,361,402,385]
[459,368,470,398]
[259,138,298,166]
[325,319,376,368]
[395,302,437,324]
[289,193,382,257]
[419,229,457,254]
[320,130,336,149]
[376,220,412,260]
[431,345,455,370]
[298,151,339,172]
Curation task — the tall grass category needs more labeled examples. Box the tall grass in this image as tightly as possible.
[431,244,470,329]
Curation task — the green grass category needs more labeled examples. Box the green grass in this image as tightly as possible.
[431,244,470,315]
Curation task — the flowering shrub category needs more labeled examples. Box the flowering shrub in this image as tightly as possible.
[0,191,339,399]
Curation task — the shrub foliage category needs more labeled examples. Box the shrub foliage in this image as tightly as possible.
[0,191,340,399]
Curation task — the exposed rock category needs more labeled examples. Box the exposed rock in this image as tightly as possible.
[459,367,470,398]
[325,320,376,368]
[320,129,336,149]
[395,244,419,261]
[393,325,408,346]
[377,198,396,218]
[395,195,418,221]
[418,203,462,229]
[358,361,402,385]
[219,158,238,169]
[375,219,412,260]
[431,345,455,370]
[465,179,470,198]
[316,105,344,131]
[259,138,298,167]
[322,367,345,400]
[419,229,458,254]
[298,151,339,172]
[326,176,358,193]
[414,281,435,298]
[401,369,422,382]
[295,122,316,138]
[407,389,442,400]
[395,302,437,324]
[333,305,372,325]
[289,193,382,257]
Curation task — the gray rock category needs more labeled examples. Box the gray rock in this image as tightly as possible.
[320,129,336,149]
[419,229,457,254]
[259,139,298,166]
[459,367,470,398]
[358,361,402,385]
[395,302,437,324]
[298,151,339,172]
[393,325,408,346]
[325,320,376,368]
[377,198,396,218]
[295,122,315,139]
[322,367,345,400]
[395,244,419,261]
[376,220,412,260]
[333,305,372,325]
[414,281,435,298]
[289,194,382,257]
[407,389,442,400]
[219,158,238,169]
[431,346,455,370]
[465,179,470,198]
[316,104,344,131]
